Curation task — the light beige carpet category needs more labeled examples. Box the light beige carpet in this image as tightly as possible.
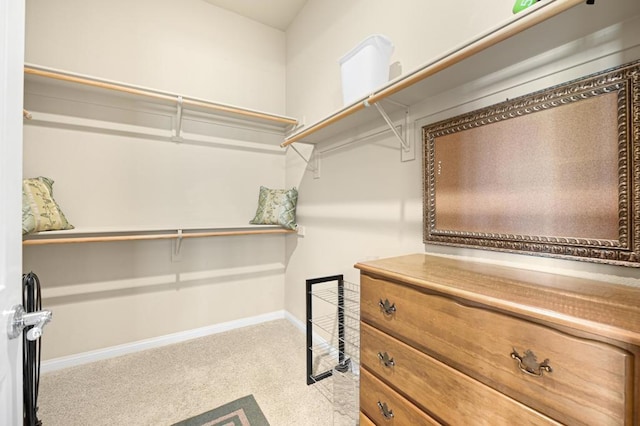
[38,319,335,425]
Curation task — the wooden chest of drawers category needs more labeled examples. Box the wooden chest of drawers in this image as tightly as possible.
[355,254,640,425]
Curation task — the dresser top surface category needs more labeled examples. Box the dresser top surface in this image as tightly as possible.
[355,254,640,346]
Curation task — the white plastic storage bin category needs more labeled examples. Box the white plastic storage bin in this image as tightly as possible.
[339,34,394,105]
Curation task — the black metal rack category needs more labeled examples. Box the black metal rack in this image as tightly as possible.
[306,274,360,380]
[306,275,342,385]
[306,274,360,424]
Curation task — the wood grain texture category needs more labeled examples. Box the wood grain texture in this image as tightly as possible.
[356,254,640,425]
[360,367,440,426]
[356,254,640,346]
[361,322,561,425]
[359,412,376,426]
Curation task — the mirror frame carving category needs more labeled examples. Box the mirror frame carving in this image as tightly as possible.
[423,60,640,267]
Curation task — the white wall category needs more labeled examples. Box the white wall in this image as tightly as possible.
[23,0,290,360]
[283,0,640,324]
[24,237,287,359]
[25,0,286,114]
[285,0,514,126]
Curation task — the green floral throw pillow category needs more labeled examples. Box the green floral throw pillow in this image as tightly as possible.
[249,186,298,230]
[22,176,74,235]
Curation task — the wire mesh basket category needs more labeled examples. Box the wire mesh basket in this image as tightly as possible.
[306,276,360,425]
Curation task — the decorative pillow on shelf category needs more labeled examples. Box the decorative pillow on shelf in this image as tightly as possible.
[249,186,298,230]
[22,176,74,235]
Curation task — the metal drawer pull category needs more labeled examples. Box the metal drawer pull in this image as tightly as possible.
[378,298,396,315]
[511,348,553,377]
[377,351,395,368]
[377,401,394,419]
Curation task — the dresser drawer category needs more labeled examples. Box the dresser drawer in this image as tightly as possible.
[361,321,560,425]
[361,274,633,425]
[359,411,376,426]
[360,367,440,426]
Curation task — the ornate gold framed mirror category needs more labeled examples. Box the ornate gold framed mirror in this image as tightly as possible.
[423,60,639,267]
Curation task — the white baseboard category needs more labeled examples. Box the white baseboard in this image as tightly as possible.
[41,310,292,373]
[284,310,305,332]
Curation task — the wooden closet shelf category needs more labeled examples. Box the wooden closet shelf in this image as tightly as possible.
[24,64,298,128]
[22,226,295,245]
[282,0,638,146]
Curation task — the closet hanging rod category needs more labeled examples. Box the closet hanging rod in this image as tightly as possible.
[25,66,176,102]
[23,232,178,245]
[367,0,585,104]
[24,65,298,127]
[280,0,584,147]
[22,227,295,246]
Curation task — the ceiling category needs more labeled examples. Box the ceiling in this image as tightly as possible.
[202,0,308,31]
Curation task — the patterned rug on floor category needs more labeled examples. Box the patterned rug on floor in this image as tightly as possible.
[171,394,270,426]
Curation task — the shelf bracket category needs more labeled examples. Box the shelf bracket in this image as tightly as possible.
[364,100,414,162]
[172,229,183,262]
[290,143,319,176]
[172,96,184,142]
[367,101,409,151]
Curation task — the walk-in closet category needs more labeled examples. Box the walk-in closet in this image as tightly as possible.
[3,0,640,425]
